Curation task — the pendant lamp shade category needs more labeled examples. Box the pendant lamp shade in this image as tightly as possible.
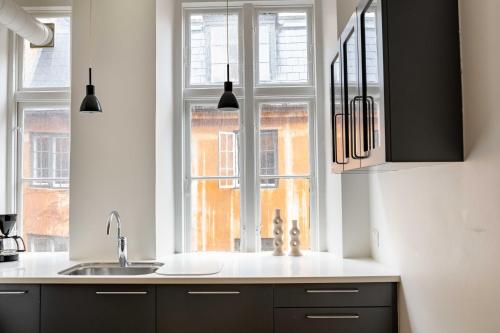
[218,66,239,111]
[80,68,102,113]
[218,0,239,111]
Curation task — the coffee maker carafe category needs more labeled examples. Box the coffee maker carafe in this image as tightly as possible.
[0,214,26,262]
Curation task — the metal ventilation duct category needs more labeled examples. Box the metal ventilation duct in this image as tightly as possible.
[0,0,54,47]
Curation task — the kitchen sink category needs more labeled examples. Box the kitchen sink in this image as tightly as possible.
[58,262,164,276]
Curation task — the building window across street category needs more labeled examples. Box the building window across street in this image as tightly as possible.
[31,133,70,188]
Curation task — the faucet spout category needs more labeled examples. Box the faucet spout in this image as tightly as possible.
[106,210,128,267]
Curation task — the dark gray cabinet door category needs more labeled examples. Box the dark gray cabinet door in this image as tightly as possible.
[157,285,273,333]
[0,285,40,333]
[275,307,394,333]
[41,285,155,333]
[341,12,363,171]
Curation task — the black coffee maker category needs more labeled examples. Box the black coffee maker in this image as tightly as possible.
[0,214,26,262]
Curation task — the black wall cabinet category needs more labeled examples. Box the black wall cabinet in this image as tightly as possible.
[331,0,463,173]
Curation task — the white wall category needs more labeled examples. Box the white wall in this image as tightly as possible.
[70,0,157,260]
[155,0,180,256]
[369,1,500,332]
[336,0,356,36]
[342,174,371,257]
[0,26,8,213]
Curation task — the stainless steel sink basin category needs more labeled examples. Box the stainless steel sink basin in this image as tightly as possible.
[58,262,164,276]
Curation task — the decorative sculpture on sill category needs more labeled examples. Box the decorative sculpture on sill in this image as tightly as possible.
[272,209,284,256]
[289,220,302,257]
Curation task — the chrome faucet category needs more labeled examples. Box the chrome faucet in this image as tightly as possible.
[106,210,128,267]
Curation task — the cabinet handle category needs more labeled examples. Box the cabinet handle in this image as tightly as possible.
[0,291,28,295]
[333,113,348,165]
[306,289,359,293]
[187,291,240,295]
[306,315,359,320]
[95,291,148,295]
[350,97,361,159]
[366,95,376,151]
[350,96,369,160]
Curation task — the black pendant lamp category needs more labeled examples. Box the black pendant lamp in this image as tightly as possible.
[80,68,102,113]
[218,0,239,111]
[80,0,102,113]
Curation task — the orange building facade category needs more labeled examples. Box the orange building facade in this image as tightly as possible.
[190,103,311,252]
[21,108,70,252]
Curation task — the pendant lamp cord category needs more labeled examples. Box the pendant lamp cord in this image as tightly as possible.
[226,0,229,82]
[89,0,94,78]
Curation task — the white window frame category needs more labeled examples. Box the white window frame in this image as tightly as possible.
[15,10,72,96]
[6,7,71,245]
[180,2,318,252]
[183,99,245,252]
[15,101,71,241]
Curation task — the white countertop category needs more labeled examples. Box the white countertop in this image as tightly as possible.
[0,252,399,284]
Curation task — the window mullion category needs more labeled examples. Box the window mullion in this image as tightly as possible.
[241,3,259,252]
[183,102,193,253]
[308,100,319,251]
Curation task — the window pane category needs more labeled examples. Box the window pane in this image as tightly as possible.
[259,102,311,251]
[21,106,70,252]
[363,0,382,148]
[258,11,309,84]
[189,12,239,85]
[191,105,240,177]
[260,130,278,187]
[259,103,310,176]
[22,16,71,88]
[55,137,70,180]
[260,178,310,251]
[191,179,240,251]
[363,2,379,84]
[22,182,69,252]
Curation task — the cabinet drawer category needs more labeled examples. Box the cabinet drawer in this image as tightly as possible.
[157,285,273,333]
[0,285,40,333]
[275,307,394,333]
[41,285,155,333]
[275,283,394,307]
